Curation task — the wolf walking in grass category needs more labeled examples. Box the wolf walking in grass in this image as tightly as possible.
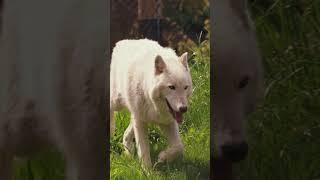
[110,39,193,169]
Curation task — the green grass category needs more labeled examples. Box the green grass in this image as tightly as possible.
[234,1,320,179]
[12,150,65,180]
[110,42,210,180]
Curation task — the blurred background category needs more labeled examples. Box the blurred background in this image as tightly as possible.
[110,0,210,55]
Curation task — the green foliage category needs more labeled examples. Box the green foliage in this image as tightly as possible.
[163,0,210,40]
[180,22,210,65]
[13,150,65,180]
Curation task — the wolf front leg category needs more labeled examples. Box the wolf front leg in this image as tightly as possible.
[63,108,107,180]
[132,116,152,169]
[156,122,184,164]
[110,103,115,135]
[123,119,135,155]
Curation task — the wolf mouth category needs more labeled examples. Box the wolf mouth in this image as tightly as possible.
[165,99,183,124]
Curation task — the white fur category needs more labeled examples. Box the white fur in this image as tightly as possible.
[110,39,193,168]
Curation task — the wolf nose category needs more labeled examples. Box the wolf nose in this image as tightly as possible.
[179,106,187,113]
[221,142,248,162]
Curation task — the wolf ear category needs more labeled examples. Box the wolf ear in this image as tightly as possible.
[155,55,166,75]
[179,52,189,70]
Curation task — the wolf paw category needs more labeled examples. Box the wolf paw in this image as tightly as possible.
[153,160,165,170]
[141,159,152,171]
[123,142,135,156]
[156,145,183,164]
[157,151,168,163]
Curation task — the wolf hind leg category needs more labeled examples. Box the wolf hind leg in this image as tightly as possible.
[123,119,135,155]
[110,102,116,136]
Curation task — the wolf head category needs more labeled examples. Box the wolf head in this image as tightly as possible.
[213,0,264,162]
[151,52,193,124]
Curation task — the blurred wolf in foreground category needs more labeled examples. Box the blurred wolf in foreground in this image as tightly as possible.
[212,0,264,176]
[0,0,107,179]
[110,39,192,168]
[212,1,264,179]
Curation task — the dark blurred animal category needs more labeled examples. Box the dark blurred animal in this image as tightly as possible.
[0,0,107,179]
[212,0,263,179]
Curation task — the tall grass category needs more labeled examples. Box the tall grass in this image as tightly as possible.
[110,40,210,180]
[235,1,320,179]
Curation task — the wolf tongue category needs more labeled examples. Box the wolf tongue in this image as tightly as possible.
[175,112,183,124]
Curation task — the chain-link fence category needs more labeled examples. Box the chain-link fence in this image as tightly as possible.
[110,0,188,49]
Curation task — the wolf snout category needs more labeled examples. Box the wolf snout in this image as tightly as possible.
[221,142,248,162]
[178,106,188,113]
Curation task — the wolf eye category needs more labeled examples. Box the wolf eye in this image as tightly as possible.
[184,86,188,90]
[238,76,249,89]
[168,85,175,90]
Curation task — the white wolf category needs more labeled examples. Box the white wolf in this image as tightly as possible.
[110,39,193,168]
[0,0,107,179]
[212,0,264,164]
